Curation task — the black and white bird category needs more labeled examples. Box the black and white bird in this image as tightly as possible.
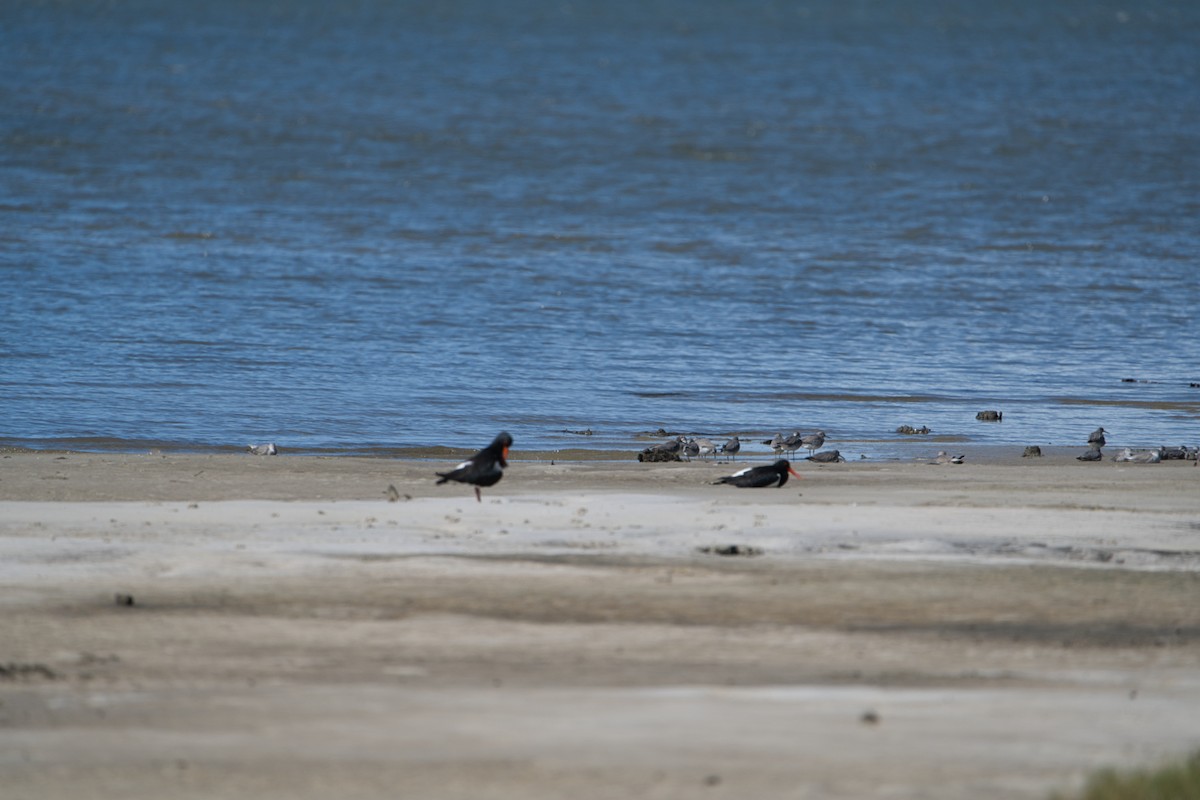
[1088,427,1107,447]
[713,459,802,488]
[435,431,513,502]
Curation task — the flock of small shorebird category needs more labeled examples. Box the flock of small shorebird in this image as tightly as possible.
[1073,426,1197,464]
[647,430,835,463]
[249,425,1194,504]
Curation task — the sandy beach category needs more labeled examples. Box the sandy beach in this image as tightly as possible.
[2,449,1199,799]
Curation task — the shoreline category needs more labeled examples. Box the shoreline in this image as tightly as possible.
[3,435,1190,463]
[1,447,1196,504]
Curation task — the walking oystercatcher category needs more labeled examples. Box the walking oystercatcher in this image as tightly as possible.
[713,459,802,488]
[435,431,513,502]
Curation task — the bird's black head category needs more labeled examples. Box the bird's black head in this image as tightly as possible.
[491,431,513,465]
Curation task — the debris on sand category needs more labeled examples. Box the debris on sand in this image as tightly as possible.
[0,662,58,681]
[697,544,764,557]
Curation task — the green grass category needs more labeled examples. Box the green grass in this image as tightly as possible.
[1052,751,1200,800]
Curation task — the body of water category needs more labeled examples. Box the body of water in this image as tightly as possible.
[3,1,1198,460]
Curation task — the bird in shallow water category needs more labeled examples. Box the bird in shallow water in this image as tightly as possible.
[1088,427,1107,447]
[720,436,741,460]
[435,431,513,502]
[807,449,845,463]
[713,459,802,488]
[781,431,805,457]
[800,430,826,457]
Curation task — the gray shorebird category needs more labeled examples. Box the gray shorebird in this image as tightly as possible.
[1113,447,1161,463]
[807,449,844,463]
[931,450,965,465]
[800,430,826,457]
[714,459,802,488]
[435,431,513,502]
[1088,427,1107,447]
[1076,445,1103,462]
[780,431,805,457]
[762,432,787,457]
[694,438,718,460]
[720,436,741,460]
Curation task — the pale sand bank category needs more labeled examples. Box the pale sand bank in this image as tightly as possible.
[2,453,1199,799]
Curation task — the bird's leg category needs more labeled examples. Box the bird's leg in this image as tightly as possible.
[475,487,482,503]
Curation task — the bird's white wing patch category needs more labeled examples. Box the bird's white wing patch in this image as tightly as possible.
[454,460,473,470]
[731,466,753,477]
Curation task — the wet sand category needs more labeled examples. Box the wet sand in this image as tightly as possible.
[2,450,1199,799]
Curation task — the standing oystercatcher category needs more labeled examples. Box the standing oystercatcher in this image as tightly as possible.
[435,431,513,502]
[713,459,802,488]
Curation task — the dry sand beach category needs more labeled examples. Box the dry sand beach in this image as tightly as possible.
[2,449,1199,799]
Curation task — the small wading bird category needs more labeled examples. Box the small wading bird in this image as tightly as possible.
[1088,427,1107,447]
[762,432,788,457]
[713,459,802,488]
[721,436,741,460]
[800,430,826,457]
[1076,444,1103,462]
[435,431,513,502]
[781,431,805,457]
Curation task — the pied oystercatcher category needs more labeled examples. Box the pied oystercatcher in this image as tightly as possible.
[435,431,513,502]
[713,459,802,488]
